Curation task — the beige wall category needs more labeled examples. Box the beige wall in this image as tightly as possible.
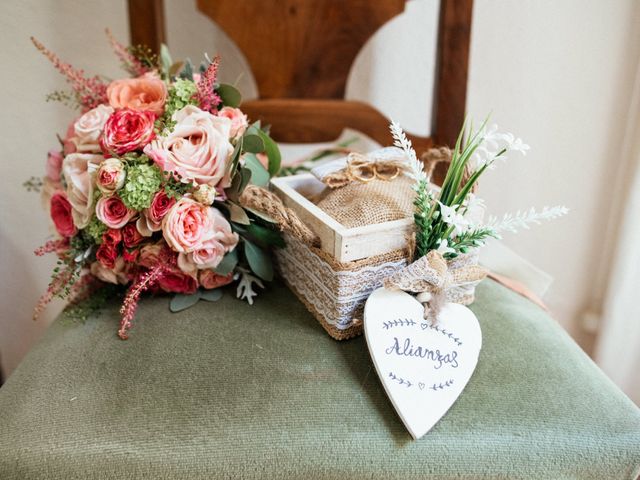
[1,0,638,376]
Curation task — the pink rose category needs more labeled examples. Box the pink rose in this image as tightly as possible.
[90,257,129,285]
[96,242,119,269]
[157,268,197,294]
[96,196,135,229]
[50,192,77,237]
[107,72,167,115]
[144,105,234,187]
[72,104,114,153]
[162,197,218,253]
[185,208,238,269]
[199,270,233,290]
[122,223,144,248]
[46,150,63,182]
[137,190,176,236]
[96,158,126,195]
[41,177,63,213]
[62,153,103,228]
[101,109,156,155]
[63,119,78,155]
[218,107,248,138]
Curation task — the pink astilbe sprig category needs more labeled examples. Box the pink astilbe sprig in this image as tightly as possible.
[105,28,149,77]
[196,55,222,113]
[33,265,76,320]
[34,238,69,257]
[31,37,108,110]
[118,248,177,340]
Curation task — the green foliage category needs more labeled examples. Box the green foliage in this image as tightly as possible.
[163,172,192,200]
[158,78,199,133]
[120,163,163,210]
[446,228,499,258]
[217,83,242,108]
[128,44,158,69]
[413,179,434,257]
[243,239,273,282]
[85,216,107,244]
[62,283,119,323]
[23,176,43,193]
[46,89,81,110]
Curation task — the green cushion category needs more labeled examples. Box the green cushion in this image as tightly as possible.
[1,280,639,479]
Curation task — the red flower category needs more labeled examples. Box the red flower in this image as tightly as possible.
[148,190,175,223]
[158,269,197,294]
[50,192,77,237]
[102,228,122,245]
[122,248,140,263]
[122,223,144,248]
[100,109,155,155]
[96,242,118,269]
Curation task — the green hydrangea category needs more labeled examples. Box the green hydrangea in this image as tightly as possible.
[84,216,107,244]
[161,79,199,132]
[119,163,163,211]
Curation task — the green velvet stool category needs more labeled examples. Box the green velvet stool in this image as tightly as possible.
[1,280,639,479]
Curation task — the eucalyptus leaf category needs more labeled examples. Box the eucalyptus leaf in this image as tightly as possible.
[228,137,243,178]
[169,61,185,78]
[242,134,265,154]
[247,223,285,248]
[245,207,277,224]
[200,289,223,302]
[170,292,201,313]
[239,167,252,194]
[214,249,238,275]
[244,153,270,187]
[258,130,281,176]
[217,83,242,108]
[180,58,194,80]
[160,44,173,77]
[244,240,274,281]
[228,202,251,225]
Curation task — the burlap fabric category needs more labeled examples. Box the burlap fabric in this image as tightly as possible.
[316,175,415,228]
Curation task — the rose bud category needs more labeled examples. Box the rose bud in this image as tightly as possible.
[96,158,126,195]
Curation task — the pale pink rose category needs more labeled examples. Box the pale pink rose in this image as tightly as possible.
[96,158,126,195]
[90,257,129,285]
[144,105,234,187]
[72,104,114,153]
[162,197,219,253]
[199,270,233,290]
[138,242,165,268]
[218,107,248,138]
[107,72,167,115]
[62,153,103,228]
[46,150,63,182]
[63,119,78,155]
[95,196,136,229]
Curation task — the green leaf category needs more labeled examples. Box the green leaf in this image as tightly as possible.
[214,249,238,275]
[170,292,200,312]
[180,59,194,80]
[242,134,265,154]
[200,289,223,302]
[225,164,251,202]
[228,202,251,225]
[160,44,172,77]
[169,61,185,78]
[258,130,281,176]
[244,240,274,281]
[244,153,270,187]
[228,137,243,178]
[247,223,285,248]
[217,83,242,107]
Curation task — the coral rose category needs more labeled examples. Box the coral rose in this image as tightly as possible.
[72,104,114,153]
[218,107,248,138]
[107,72,167,115]
[50,192,77,237]
[199,270,233,290]
[96,158,126,195]
[101,109,156,155]
[96,196,136,229]
[138,242,164,268]
[162,197,217,253]
[62,153,103,228]
[144,105,234,187]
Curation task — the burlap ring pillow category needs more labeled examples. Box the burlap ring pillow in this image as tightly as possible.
[314,148,415,228]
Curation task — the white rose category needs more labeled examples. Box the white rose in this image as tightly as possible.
[72,104,114,153]
[62,153,103,228]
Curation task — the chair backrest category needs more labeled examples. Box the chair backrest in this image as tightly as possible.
[129,0,473,154]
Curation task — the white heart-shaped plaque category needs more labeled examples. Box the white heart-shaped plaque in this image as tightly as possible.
[364,287,482,439]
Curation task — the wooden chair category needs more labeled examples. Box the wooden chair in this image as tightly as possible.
[128,0,473,169]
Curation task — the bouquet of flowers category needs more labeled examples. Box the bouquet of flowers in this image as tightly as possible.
[30,31,283,339]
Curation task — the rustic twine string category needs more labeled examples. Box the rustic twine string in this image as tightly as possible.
[421,147,478,193]
[239,185,321,247]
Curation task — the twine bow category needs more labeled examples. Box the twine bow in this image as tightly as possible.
[383,250,487,321]
[322,152,408,188]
